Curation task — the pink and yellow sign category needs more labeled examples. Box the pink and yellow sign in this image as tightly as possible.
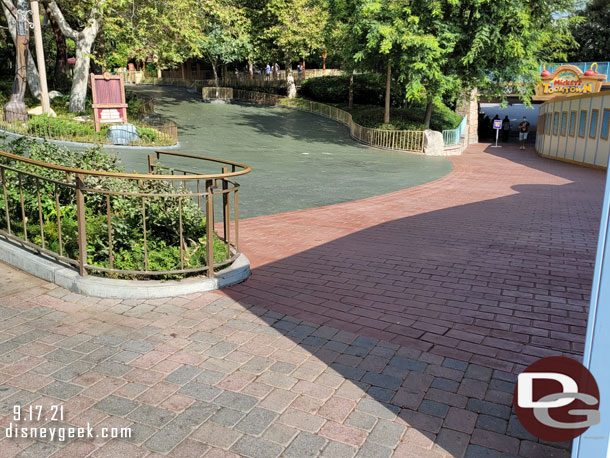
[536,64,606,100]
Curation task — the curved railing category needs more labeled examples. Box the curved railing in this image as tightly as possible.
[202,88,425,153]
[0,150,250,278]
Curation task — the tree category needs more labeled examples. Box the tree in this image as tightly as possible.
[262,0,328,97]
[45,0,104,112]
[101,0,205,77]
[568,0,610,61]
[199,0,251,87]
[346,0,579,128]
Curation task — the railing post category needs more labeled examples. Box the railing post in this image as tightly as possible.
[75,174,88,276]
[206,179,215,278]
[222,168,230,258]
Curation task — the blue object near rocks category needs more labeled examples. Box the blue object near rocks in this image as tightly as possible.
[106,124,140,145]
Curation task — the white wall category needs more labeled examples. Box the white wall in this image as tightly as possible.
[536,91,610,168]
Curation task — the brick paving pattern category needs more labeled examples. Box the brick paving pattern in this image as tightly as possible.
[0,144,604,457]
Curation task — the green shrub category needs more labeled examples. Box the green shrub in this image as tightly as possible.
[300,74,404,106]
[26,115,105,142]
[346,104,462,132]
[0,139,226,279]
[136,125,162,143]
[300,75,462,131]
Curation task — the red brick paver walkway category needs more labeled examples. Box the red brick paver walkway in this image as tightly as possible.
[0,143,604,458]
[226,144,605,374]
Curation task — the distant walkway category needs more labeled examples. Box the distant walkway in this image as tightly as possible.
[225,143,605,374]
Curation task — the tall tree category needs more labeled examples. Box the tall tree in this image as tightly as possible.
[45,0,104,112]
[102,0,205,77]
[262,0,328,97]
[199,0,251,87]
[568,0,609,61]
[347,0,579,127]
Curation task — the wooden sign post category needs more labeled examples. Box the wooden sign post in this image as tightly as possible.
[90,72,128,132]
[4,0,30,122]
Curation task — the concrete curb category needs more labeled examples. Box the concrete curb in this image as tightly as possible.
[0,237,250,299]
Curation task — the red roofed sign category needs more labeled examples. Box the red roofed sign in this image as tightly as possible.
[90,72,128,132]
[535,64,606,100]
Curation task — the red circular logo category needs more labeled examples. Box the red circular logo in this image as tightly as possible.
[513,356,600,442]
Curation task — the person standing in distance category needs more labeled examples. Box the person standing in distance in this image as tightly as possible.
[518,117,530,150]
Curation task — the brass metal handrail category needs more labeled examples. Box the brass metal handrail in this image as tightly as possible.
[0,150,250,279]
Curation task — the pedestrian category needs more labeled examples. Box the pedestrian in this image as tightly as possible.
[501,115,510,142]
[274,62,280,79]
[265,64,271,80]
[297,63,303,76]
[518,116,530,150]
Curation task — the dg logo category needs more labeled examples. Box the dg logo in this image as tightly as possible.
[514,356,600,442]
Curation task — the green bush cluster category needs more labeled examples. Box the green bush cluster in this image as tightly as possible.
[300,75,462,131]
[347,104,462,132]
[300,74,404,107]
[0,138,227,279]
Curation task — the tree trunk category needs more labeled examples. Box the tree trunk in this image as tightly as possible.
[286,60,296,98]
[211,61,219,88]
[248,61,253,80]
[2,1,41,100]
[46,1,100,112]
[423,101,434,129]
[69,31,96,113]
[47,5,69,90]
[348,71,354,109]
[384,61,391,124]
[157,68,162,79]
[181,62,185,80]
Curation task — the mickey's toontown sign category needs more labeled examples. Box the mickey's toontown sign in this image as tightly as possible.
[535,63,606,100]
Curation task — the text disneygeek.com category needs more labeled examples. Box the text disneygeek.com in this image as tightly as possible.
[5,423,132,441]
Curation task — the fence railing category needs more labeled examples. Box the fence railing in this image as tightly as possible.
[135,98,179,144]
[157,68,343,82]
[0,150,250,278]
[442,116,467,146]
[209,89,425,153]
[202,87,234,101]
[0,105,178,147]
[123,70,343,90]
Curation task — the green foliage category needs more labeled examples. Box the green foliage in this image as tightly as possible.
[261,0,329,63]
[344,103,461,132]
[568,0,609,62]
[199,0,252,82]
[300,74,403,106]
[0,139,226,279]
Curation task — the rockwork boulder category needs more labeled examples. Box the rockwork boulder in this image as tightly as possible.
[106,124,140,145]
[423,129,445,156]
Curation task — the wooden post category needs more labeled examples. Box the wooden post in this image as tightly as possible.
[31,1,50,114]
[4,0,29,122]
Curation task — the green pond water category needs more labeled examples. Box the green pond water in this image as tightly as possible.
[113,86,453,219]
